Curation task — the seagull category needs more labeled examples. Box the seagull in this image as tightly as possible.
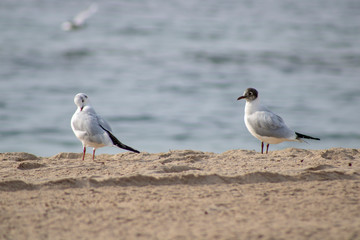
[61,3,98,31]
[237,88,320,154]
[71,93,140,160]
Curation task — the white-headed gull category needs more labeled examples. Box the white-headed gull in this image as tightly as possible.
[62,3,98,31]
[71,93,140,160]
[237,88,320,154]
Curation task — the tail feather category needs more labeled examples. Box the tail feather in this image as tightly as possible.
[101,126,140,153]
[295,132,320,141]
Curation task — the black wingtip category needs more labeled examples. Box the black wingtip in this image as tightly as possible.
[112,136,140,153]
[295,132,320,141]
[119,144,140,154]
[101,125,140,153]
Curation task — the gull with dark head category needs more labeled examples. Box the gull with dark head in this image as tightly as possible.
[237,88,320,154]
[71,93,140,160]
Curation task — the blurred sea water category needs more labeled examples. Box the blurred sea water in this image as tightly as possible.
[0,0,359,156]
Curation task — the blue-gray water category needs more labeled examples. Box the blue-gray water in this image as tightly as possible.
[1,0,359,156]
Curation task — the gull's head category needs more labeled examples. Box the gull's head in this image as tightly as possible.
[237,88,258,102]
[61,21,73,31]
[74,93,89,111]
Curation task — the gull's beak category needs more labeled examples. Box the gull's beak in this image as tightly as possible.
[237,96,246,100]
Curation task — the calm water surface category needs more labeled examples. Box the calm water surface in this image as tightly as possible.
[0,0,359,156]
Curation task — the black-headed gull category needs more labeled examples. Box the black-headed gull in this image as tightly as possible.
[71,93,140,160]
[62,3,98,31]
[237,88,320,154]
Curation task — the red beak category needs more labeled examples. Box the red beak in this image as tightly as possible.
[237,96,246,100]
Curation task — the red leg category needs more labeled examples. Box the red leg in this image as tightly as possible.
[266,144,270,154]
[92,149,96,161]
[261,142,264,154]
[82,147,86,160]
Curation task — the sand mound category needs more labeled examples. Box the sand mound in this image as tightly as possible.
[0,152,39,161]
[50,152,83,160]
[17,162,46,170]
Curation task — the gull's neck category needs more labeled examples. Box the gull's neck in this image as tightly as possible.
[244,97,262,115]
[81,105,97,114]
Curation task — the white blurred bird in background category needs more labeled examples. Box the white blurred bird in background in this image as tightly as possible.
[61,3,98,31]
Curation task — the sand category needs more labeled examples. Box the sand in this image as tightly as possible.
[0,148,359,240]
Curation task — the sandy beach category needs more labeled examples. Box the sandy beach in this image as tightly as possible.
[1,148,359,240]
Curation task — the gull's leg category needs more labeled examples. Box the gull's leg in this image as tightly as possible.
[92,149,96,161]
[82,147,86,160]
[266,144,270,154]
[261,142,264,154]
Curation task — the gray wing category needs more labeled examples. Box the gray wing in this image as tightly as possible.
[96,115,112,132]
[247,110,294,139]
[71,111,110,145]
